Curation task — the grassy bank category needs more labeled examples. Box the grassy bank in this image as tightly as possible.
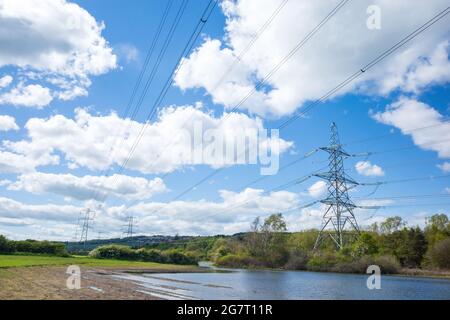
[0,254,198,271]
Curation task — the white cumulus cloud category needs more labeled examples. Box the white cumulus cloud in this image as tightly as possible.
[109,187,301,236]
[437,162,450,173]
[9,172,168,201]
[0,75,12,88]
[0,0,117,108]
[307,180,327,197]
[355,161,385,177]
[0,114,18,131]
[372,97,450,158]
[175,0,450,117]
[0,196,80,222]
[0,84,52,108]
[1,104,292,174]
[0,187,301,239]
[0,150,58,174]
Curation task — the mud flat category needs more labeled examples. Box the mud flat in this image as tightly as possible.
[0,265,203,300]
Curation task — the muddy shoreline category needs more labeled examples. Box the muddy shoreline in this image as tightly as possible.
[0,265,205,300]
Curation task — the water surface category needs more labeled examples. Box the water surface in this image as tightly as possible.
[114,268,450,300]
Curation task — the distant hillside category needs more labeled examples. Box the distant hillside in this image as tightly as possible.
[66,235,196,252]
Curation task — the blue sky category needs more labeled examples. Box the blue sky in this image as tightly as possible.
[0,0,449,240]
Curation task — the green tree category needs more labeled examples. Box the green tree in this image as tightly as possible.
[287,230,320,251]
[382,227,427,267]
[0,235,14,254]
[209,238,233,260]
[426,214,449,230]
[245,214,288,266]
[351,232,379,257]
[368,222,380,233]
[425,213,450,247]
[428,238,450,269]
[246,217,262,257]
[261,213,287,233]
[380,216,406,234]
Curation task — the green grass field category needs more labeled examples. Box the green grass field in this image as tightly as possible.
[0,254,197,270]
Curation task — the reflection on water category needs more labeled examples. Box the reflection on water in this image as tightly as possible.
[113,268,450,300]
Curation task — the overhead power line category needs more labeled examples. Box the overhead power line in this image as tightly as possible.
[208,0,290,94]
[354,193,450,201]
[113,0,217,181]
[83,0,217,211]
[128,0,190,125]
[214,131,450,205]
[106,0,192,182]
[277,6,450,130]
[345,121,450,146]
[157,6,450,206]
[150,0,350,210]
[70,1,214,241]
[95,0,176,180]
[154,0,349,172]
[72,0,186,218]
[151,168,449,229]
[121,0,175,123]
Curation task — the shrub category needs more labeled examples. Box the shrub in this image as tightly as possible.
[380,227,427,267]
[428,238,450,269]
[306,252,338,272]
[162,249,198,265]
[373,255,401,274]
[89,245,137,260]
[303,251,400,274]
[12,240,68,256]
[284,249,308,270]
[331,257,370,273]
[0,235,14,254]
[88,246,198,265]
[215,254,262,268]
[331,255,400,274]
[209,243,231,261]
[351,232,379,258]
[135,248,165,263]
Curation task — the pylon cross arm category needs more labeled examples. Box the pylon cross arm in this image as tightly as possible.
[314,173,358,185]
[319,146,351,157]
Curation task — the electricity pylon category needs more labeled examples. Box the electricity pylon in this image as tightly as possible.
[124,216,134,239]
[73,210,83,242]
[79,208,94,249]
[313,122,360,250]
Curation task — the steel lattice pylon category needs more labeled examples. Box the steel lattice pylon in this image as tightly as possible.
[125,216,134,239]
[79,208,94,249]
[313,122,360,250]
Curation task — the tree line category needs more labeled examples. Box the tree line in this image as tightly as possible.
[0,237,68,256]
[205,213,450,273]
[89,244,198,265]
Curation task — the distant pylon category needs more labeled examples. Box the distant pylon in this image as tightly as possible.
[125,216,134,239]
[313,122,360,250]
[79,208,94,249]
[73,210,83,242]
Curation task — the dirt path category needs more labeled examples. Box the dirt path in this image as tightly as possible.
[0,266,200,300]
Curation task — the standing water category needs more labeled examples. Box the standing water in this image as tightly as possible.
[114,268,450,300]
